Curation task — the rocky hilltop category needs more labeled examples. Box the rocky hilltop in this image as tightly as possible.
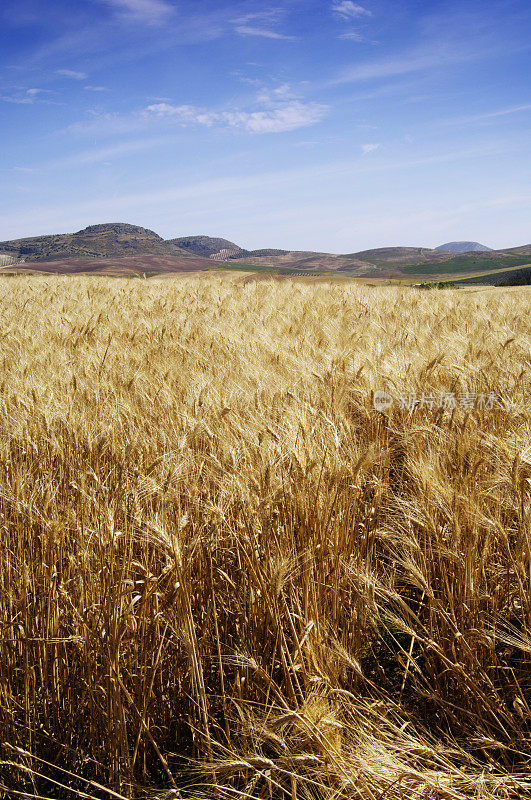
[0,223,189,262]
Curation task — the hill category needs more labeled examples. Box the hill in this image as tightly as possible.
[346,246,451,264]
[167,235,243,258]
[227,245,530,277]
[498,243,531,255]
[0,223,189,262]
[435,241,492,253]
[1,222,528,281]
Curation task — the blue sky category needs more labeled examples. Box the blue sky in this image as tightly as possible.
[1,0,530,251]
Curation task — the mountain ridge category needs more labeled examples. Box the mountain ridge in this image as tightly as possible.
[1,223,528,278]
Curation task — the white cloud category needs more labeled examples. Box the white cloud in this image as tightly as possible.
[338,31,364,41]
[145,103,217,125]
[1,96,31,105]
[84,85,108,91]
[233,10,284,25]
[235,25,294,40]
[361,143,380,154]
[333,2,372,20]
[1,88,49,105]
[56,69,88,80]
[144,100,327,134]
[68,83,325,137]
[232,9,293,40]
[225,103,327,133]
[98,0,175,24]
[256,83,298,103]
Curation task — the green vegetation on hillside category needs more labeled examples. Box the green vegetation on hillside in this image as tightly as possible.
[402,253,531,275]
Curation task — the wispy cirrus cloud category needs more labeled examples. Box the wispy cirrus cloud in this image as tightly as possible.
[332,2,372,20]
[54,137,174,169]
[1,88,50,104]
[97,0,175,24]
[10,137,172,173]
[361,143,380,154]
[235,25,294,40]
[331,44,486,85]
[333,2,372,42]
[441,103,531,126]
[233,9,294,41]
[332,9,530,87]
[338,31,364,41]
[56,69,88,79]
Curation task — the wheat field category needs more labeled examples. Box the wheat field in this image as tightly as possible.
[0,275,529,800]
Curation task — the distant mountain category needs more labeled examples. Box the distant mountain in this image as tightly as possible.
[435,241,493,253]
[168,236,243,259]
[0,223,189,262]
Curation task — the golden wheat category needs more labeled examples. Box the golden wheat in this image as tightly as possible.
[0,275,529,800]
